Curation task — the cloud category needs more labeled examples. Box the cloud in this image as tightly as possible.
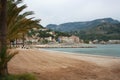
[23,0,120,26]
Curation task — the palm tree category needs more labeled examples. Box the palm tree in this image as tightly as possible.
[0,0,42,75]
[0,0,8,76]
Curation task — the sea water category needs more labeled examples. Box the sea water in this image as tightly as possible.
[44,44,120,57]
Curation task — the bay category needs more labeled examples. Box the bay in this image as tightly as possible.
[44,44,120,57]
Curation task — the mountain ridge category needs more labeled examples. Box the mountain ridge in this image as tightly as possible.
[46,18,120,41]
[46,18,120,32]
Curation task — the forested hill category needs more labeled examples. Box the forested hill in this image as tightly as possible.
[46,18,120,41]
[72,23,120,41]
[46,18,119,32]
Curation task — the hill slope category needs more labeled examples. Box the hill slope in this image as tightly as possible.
[46,18,120,41]
[46,18,120,32]
[73,23,120,41]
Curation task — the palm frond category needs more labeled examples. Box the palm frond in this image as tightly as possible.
[0,48,18,66]
[6,0,42,41]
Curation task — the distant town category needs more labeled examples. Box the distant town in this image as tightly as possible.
[9,27,120,49]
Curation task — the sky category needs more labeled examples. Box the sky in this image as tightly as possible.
[23,0,120,27]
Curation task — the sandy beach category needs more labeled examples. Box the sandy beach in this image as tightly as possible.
[8,48,120,80]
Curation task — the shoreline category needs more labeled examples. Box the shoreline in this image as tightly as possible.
[14,48,120,67]
[29,44,120,58]
[37,48,120,67]
[31,44,97,48]
[38,48,120,59]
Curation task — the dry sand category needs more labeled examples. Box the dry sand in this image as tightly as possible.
[8,49,120,80]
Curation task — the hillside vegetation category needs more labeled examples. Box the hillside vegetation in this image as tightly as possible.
[46,18,120,41]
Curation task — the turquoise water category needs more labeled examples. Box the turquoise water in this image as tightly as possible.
[44,44,120,57]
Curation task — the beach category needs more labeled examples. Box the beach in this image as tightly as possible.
[8,48,120,80]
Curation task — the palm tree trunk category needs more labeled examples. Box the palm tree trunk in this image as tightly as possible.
[0,63,8,76]
[0,0,7,49]
[0,0,8,76]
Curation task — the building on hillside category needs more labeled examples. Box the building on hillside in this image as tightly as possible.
[69,35,80,43]
[58,35,80,43]
[47,31,55,35]
[89,41,93,44]
[59,36,69,43]
[107,40,120,44]
[26,36,39,44]
[99,41,106,44]
[45,37,53,41]
[93,39,99,44]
